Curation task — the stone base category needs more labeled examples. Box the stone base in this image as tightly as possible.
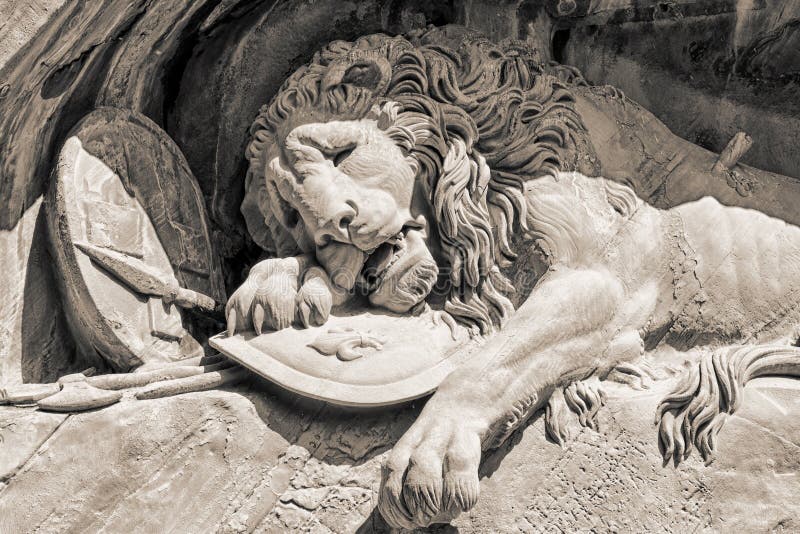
[1,376,798,533]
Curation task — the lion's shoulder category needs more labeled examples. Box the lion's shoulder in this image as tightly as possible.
[521,172,645,264]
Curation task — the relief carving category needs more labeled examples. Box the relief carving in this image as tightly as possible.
[4,21,800,532]
[225,27,800,529]
[309,328,388,361]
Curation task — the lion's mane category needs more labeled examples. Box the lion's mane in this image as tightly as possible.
[244,25,597,333]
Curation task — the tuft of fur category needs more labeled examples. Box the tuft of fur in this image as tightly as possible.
[489,377,608,450]
[544,388,573,446]
[656,344,800,465]
[564,377,607,431]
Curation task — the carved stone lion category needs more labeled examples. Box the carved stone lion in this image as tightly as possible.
[228,26,800,529]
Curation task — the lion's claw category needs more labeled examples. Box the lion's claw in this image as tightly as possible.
[296,271,332,327]
[225,272,297,335]
[226,308,237,337]
[259,279,296,330]
[225,257,336,335]
[379,410,483,529]
[252,304,265,335]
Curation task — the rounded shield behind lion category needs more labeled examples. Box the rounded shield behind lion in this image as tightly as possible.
[47,107,225,371]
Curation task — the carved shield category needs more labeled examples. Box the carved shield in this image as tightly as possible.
[210,308,479,406]
[47,107,225,370]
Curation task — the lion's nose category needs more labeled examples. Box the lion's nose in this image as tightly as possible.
[314,201,358,246]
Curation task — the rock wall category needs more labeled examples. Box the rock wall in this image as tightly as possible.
[558,0,800,180]
[1,2,799,532]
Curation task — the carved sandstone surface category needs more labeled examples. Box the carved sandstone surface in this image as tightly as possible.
[45,106,225,371]
[4,0,799,387]
[0,0,500,388]
[0,0,234,385]
[211,309,472,406]
[2,3,800,532]
[222,25,800,528]
[1,378,798,533]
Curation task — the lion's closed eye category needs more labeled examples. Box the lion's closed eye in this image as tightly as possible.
[327,146,355,167]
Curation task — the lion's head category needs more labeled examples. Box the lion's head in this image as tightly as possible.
[243,25,595,333]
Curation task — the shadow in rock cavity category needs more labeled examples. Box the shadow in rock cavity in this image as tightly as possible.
[21,202,107,383]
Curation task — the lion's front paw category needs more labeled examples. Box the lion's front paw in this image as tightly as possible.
[379,408,484,529]
[226,257,333,334]
[295,266,333,328]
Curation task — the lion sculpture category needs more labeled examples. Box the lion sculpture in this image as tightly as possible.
[227,25,800,529]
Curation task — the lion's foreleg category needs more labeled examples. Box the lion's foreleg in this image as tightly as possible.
[379,266,653,528]
[434,267,633,449]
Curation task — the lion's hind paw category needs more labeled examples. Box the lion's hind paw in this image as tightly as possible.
[564,377,607,431]
[545,388,573,446]
[606,359,672,390]
[544,377,607,447]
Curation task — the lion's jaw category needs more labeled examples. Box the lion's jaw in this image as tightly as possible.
[268,116,439,312]
[363,228,438,313]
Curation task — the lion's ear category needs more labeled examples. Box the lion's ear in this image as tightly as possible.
[321,53,392,94]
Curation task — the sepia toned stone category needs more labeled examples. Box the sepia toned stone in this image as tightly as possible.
[46,107,224,371]
[0,380,798,532]
[230,27,800,528]
[1,1,800,532]
[211,306,474,406]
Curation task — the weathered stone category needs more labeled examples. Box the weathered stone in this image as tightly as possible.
[0,0,68,71]
[0,390,291,533]
[2,2,800,532]
[0,198,100,386]
[217,26,800,528]
[2,0,799,385]
[47,107,225,370]
[0,379,797,532]
[560,0,800,181]
[0,407,66,482]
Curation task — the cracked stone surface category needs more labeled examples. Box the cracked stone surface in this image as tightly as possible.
[1,376,797,533]
[0,407,66,483]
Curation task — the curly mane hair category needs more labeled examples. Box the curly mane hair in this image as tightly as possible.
[245,25,597,333]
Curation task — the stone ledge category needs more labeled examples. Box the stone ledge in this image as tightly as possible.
[0,377,797,532]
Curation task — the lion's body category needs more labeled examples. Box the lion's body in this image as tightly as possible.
[233,25,800,529]
[673,197,800,344]
[524,172,800,354]
[429,172,800,455]
[378,169,800,529]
